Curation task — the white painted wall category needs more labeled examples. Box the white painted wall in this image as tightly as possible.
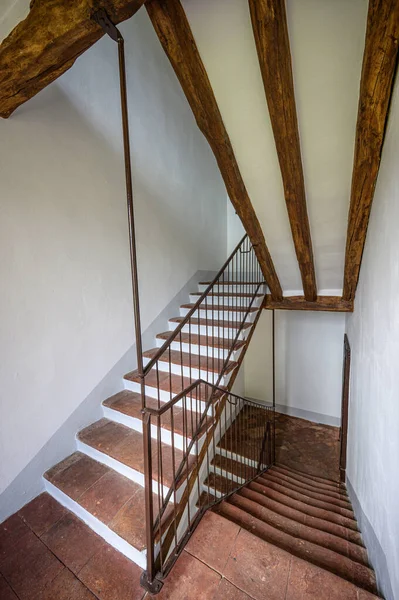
[345,76,399,600]
[244,310,345,425]
[0,6,227,494]
[182,0,367,294]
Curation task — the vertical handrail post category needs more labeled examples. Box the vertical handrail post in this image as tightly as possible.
[92,9,159,593]
[272,308,276,464]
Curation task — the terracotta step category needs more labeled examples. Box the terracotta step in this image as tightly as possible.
[276,462,343,488]
[214,501,377,595]
[143,347,237,375]
[181,303,258,313]
[44,452,172,552]
[229,492,369,566]
[77,419,195,489]
[211,453,258,480]
[204,472,238,496]
[256,475,356,520]
[273,464,348,497]
[199,281,261,285]
[125,369,226,402]
[103,390,209,440]
[170,316,252,330]
[248,479,359,532]
[263,471,353,510]
[196,490,218,509]
[191,292,262,298]
[156,330,246,351]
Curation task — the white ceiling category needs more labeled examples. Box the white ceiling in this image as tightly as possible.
[182,0,368,295]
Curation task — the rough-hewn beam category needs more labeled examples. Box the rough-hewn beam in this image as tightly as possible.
[146,0,283,301]
[249,0,317,302]
[264,295,353,313]
[0,0,146,119]
[343,0,399,301]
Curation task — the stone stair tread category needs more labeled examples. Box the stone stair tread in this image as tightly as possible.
[170,316,252,329]
[214,500,377,595]
[181,303,258,313]
[196,490,218,509]
[199,281,261,285]
[103,390,209,439]
[248,479,359,532]
[76,419,195,490]
[211,453,258,480]
[229,492,369,566]
[273,464,349,497]
[156,330,246,350]
[276,462,343,488]
[44,452,172,552]
[204,471,239,496]
[191,291,262,298]
[124,369,226,400]
[257,474,355,520]
[143,347,237,375]
[264,470,353,509]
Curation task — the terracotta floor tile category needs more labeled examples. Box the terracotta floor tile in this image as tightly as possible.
[109,486,147,551]
[79,545,145,600]
[285,557,358,599]
[33,567,97,599]
[19,492,66,536]
[223,528,291,600]
[79,470,138,524]
[357,590,381,599]
[0,529,64,600]
[0,514,32,564]
[212,578,254,599]
[0,574,18,600]
[41,513,105,575]
[45,452,109,500]
[154,550,221,600]
[185,511,240,573]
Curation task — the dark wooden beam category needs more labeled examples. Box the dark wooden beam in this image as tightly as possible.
[343,0,399,301]
[146,0,283,301]
[264,295,353,313]
[248,0,317,302]
[0,0,146,119]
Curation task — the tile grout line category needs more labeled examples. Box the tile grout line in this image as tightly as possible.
[283,555,293,600]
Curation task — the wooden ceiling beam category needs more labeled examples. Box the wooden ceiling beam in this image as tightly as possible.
[264,295,353,313]
[248,0,317,302]
[343,0,399,302]
[0,0,146,119]
[146,0,283,301]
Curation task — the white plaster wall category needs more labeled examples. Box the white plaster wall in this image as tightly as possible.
[345,77,399,600]
[244,310,345,424]
[0,7,227,494]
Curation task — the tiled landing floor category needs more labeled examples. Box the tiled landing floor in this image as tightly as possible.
[1,494,377,600]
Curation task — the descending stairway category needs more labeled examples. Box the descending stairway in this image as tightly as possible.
[209,462,379,596]
[43,277,264,570]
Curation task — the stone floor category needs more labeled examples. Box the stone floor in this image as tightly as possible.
[275,412,341,482]
[0,494,376,600]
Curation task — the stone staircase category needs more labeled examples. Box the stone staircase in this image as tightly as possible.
[42,278,264,571]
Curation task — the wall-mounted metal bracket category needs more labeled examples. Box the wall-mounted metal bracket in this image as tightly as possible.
[93,8,121,42]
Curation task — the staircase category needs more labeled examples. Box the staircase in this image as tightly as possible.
[43,235,267,576]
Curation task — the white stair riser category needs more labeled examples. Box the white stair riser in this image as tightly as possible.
[168,321,249,340]
[142,359,231,386]
[189,294,263,308]
[198,283,263,293]
[179,306,257,322]
[155,337,244,361]
[124,379,211,414]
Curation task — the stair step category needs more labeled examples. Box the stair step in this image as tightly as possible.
[103,390,209,441]
[124,369,225,400]
[170,316,252,330]
[257,474,355,519]
[263,471,353,510]
[180,303,258,313]
[191,291,262,298]
[273,464,348,496]
[199,281,261,285]
[269,466,349,501]
[214,501,377,595]
[44,452,173,553]
[276,462,344,489]
[143,347,237,375]
[156,331,246,351]
[76,419,195,490]
[196,490,218,509]
[248,479,359,532]
[256,475,356,521]
[204,472,238,497]
[211,453,258,481]
[229,492,369,566]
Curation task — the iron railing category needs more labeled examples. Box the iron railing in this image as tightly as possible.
[144,380,274,587]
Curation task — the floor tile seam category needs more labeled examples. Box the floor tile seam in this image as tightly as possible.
[283,555,293,600]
